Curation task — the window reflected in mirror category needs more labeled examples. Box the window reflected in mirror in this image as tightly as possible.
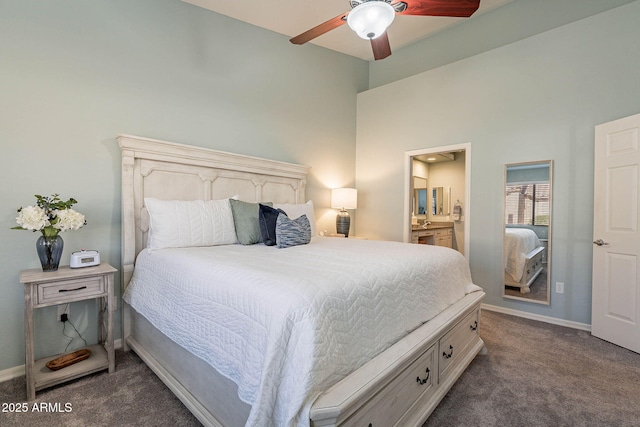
[412,176,427,217]
[505,183,550,226]
[503,160,552,305]
[416,189,427,214]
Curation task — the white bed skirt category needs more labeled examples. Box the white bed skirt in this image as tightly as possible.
[128,306,250,427]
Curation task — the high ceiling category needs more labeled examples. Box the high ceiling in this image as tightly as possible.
[182,0,515,61]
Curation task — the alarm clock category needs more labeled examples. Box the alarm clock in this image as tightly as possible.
[70,249,100,268]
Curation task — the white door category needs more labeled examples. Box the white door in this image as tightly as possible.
[592,113,640,353]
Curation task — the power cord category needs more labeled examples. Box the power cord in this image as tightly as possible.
[61,315,88,353]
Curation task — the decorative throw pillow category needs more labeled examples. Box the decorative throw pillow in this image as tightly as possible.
[275,213,311,249]
[144,198,238,250]
[258,204,287,246]
[229,199,272,245]
[272,201,317,237]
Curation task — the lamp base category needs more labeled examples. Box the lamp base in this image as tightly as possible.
[336,210,350,237]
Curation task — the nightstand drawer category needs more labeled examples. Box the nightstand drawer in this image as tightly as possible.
[37,277,105,305]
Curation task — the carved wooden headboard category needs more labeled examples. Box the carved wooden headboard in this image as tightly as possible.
[118,134,310,288]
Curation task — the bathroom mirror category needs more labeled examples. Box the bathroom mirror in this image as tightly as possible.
[503,160,552,304]
[413,177,428,216]
[432,186,450,216]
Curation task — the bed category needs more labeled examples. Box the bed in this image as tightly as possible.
[503,228,545,294]
[118,134,486,427]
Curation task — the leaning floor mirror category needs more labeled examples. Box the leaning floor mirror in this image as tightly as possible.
[503,160,552,304]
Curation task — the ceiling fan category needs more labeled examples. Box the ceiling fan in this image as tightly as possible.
[290,0,480,60]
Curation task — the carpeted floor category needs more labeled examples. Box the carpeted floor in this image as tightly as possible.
[0,346,201,427]
[1,310,639,426]
[504,267,548,301]
[425,310,640,427]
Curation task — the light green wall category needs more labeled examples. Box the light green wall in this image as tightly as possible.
[355,1,640,324]
[368,0,636,89]
[0,0,367,371]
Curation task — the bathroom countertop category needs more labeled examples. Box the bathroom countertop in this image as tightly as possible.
[411,222,454,231]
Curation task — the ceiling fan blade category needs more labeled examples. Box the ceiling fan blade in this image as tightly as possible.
[290,12,349,45]
[371,32,392,60]
[395,0,480,17]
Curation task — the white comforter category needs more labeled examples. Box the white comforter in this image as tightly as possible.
[504,228,542,281]
[124,237,481,427]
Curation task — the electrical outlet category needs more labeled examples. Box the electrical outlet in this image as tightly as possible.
[57,304,70,321]
[556,282,565,294]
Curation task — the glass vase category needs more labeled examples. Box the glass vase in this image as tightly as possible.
[36,234,64,272]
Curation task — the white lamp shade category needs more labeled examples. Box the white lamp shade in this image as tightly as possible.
[331,188,358,210]
[347,1,395,40]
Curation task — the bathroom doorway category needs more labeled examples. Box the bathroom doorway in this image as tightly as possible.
[404,143,471,259]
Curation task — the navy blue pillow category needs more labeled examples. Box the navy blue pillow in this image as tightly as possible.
[258,204,287,246]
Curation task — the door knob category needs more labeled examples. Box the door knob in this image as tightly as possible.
[593,239,609,246]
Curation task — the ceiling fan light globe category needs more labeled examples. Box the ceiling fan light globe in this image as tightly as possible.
[347,1,395,40]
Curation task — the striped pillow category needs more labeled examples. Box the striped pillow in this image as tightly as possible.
[275,213,311,249]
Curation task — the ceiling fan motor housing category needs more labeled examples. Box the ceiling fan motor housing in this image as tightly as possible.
[347,0,396,40]
[349,0,393,7]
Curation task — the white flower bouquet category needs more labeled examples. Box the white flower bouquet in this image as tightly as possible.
[14,194,86,237]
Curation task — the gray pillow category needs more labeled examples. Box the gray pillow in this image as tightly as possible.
[229,199,272,245]
[276,213,311,249]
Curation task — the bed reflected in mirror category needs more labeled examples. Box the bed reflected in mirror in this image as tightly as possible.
[503,160,552,305]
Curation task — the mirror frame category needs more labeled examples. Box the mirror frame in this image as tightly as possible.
[502,160,552,305]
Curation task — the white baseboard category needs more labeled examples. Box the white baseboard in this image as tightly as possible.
[0,364,25,383]
[482,303,591,331]
[0,338,123,383]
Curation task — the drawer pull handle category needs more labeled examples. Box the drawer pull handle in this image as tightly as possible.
[416,367,430,385]
[59,286,87,293]
[470,321,478,331]
[443,345,454,359]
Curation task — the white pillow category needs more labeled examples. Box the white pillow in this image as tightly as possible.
[145,198,238,250]
[272,200,317,237]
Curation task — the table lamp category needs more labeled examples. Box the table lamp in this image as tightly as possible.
[331,188,357,237]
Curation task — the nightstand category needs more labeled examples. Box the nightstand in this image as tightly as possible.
[19,263,116,400]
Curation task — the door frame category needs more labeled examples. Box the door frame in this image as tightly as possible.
[403,142,471,260]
